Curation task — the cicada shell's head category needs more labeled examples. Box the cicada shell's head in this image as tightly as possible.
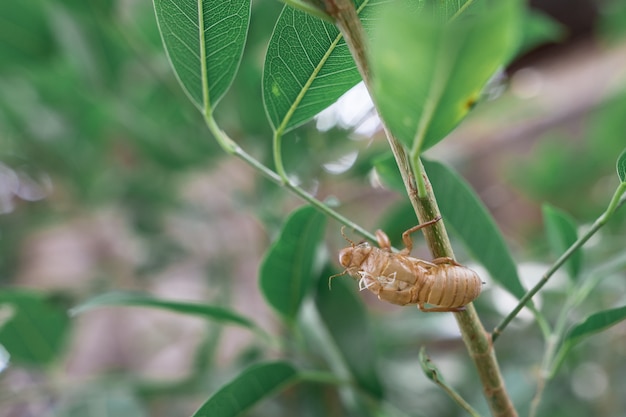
[338,242,371,273]
[331,228,374,288]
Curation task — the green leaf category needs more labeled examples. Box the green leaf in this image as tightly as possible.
[552,304,626,374]
[315,268,383,398]
[370,0,522,152]
[374,155,526,298]
[71,292,256,329]
[260,205,327,322]
[617,147,626,183]
[518,9,566,54]
[280,0,333,22]
[0,290,71,365]
[192,361,299,417]
[153,0,251,112]
[377,202,422,249]
[420,0,481,22]
[564,305,626,351]
[263,0,385,135]
[0,2,55,71]
[372,153,405,192]
[542,204,581,281]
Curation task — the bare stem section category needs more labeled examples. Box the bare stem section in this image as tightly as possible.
[326,1,517,416]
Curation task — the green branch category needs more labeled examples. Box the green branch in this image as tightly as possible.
[203,114,377,243]
[273,131,288,182]
[492,182,626,341]
[529,235,626,416]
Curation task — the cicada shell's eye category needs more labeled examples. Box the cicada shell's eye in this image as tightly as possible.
[338,248,353,268]
[339,243,371,269]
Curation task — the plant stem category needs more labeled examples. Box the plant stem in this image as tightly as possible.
[438,379,484,417]
[273,131,288,182]
[204,113,377,243]
[414,165,516,417]
[450,0,476,21]
[299,370,352,386]
[326,1,517,416]
[420,347,484,417]
[529,245,626,417]
[300,301,373,416]
[528,308,570,417]
[492,183,626,342]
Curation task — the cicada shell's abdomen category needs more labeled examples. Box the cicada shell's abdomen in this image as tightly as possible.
[421,264,482,309]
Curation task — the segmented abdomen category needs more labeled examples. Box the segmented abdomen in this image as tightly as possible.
[417,265,482,308]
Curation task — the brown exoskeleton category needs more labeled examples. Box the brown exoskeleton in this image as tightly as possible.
[335,217,482,312]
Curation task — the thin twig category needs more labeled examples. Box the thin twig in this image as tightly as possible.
[204,114,378,243]
[419,347,484,417]
[529,242,626,416]
[492,183,626,341]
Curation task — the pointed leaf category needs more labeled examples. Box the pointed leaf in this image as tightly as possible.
[617,147,626,183]
[542,204,581,281]
[263,0,385,135]
[370,0,522,152]
[260,206,327,322]
[71,291,256,329]
[315,268,383,398]
[564,305,626,350]
[153,0,251,111]
[0,290,70,365]
[192,361,299,417]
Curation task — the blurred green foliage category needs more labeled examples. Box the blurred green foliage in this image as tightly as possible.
[1,1,626,417]
[509,92,626,221]
[0,0,221,276]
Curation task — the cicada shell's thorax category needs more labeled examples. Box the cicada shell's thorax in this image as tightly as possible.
[357,250,428,305]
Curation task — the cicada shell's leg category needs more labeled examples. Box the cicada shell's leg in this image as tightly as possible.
[375,230,392,252]
[413,259,438,268]
[401,216,442,255]
[417,303,467,313]
[340,226,357,247]
[327,270,348,289]
[431,257,462,267]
